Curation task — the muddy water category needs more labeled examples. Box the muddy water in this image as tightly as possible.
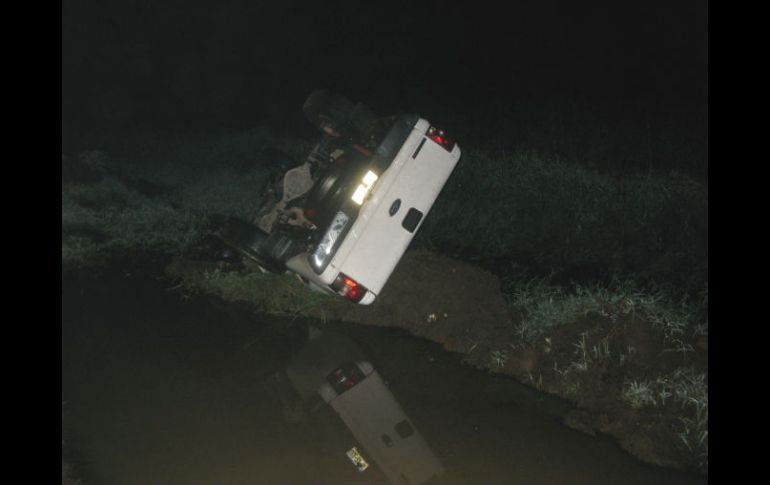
[62,272,703,485]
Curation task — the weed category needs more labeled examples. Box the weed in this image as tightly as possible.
[511,277,703,350]
[525,371,544,389]
[489,350,509,368]
[664,340,696,357]
[692,321,709,337]
[623,381,657,408]
[622,367,708,470]
[553,361,569,378]
[202,267,330,315]
[417,147,707,295]
[571,332,591,371]
[591,337,611,361]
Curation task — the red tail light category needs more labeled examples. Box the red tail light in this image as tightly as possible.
[326,362,365,394]
[331,273,367,303]
[427,126,456,152]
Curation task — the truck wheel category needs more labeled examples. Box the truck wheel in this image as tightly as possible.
[303,89,356,137]
[303,163,358,226]
[217,217,287,273]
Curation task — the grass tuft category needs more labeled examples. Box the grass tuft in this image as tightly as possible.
[509,277,705,346]
[622,367,707,470]
[416,147,707,295]
[199,266,332,316]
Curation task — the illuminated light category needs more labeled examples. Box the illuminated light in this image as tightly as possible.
[427,126,456,152]
[362,170,378,186]
[342,277,360,299]
[352,185,368,205]
[331,273,368,303]
[351,170,379,205]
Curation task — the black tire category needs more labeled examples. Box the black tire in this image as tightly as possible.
[217,217,288,273]
[348,102,380,139]
[306,164,344,210]
[303,89,356,136]
[198,233,241,265]
[304,163,361,227]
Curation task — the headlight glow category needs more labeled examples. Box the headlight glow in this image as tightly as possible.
[351,170,379,205]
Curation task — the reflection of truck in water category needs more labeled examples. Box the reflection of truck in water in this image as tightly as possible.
[282,331,445,485]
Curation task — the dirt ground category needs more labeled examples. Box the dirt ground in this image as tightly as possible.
[164,248,707,475]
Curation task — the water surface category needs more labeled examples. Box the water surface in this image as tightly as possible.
[62,272,703,485]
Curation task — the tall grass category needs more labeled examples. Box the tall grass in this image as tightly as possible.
[61,175,209,271]
[622,367,708,471]
[509,277,705,346]
[415,147,708,295]
[61,128,307,272]
[200,267,331,315]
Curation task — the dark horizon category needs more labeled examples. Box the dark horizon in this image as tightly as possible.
[62,0,708,176]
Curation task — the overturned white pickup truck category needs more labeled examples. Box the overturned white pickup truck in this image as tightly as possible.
[217,90,461,304]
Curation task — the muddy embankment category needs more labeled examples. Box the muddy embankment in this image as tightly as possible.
[165,248,707,475]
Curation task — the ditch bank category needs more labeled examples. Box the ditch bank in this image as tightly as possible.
[164,248,707,476]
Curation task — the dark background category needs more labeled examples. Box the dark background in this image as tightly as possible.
[62,0,708,178]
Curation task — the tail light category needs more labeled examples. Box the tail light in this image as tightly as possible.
[331,273,368,303]
[427,126,456,152]
[327,362,366,394]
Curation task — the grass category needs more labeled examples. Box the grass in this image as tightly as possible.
[508,277,706,347]
[622,367,708,470]
[201,266,332,316]
[61,175,209,272]
[414,147,708,296]
[503,275,707,472]
[489,349,510,368]
[503,272,707,471]
[61,128,300,272]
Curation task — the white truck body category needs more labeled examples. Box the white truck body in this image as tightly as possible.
[286,118,461,304]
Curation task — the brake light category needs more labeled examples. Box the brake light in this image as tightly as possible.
[331,273,368,303]
[427,126,456,152]
[327,362,366,394]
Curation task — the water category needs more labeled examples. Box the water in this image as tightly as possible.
[62,271,704,485]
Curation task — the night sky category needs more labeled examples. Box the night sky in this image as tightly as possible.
[62,0,707,174]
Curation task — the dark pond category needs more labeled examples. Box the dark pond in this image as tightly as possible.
[62,271,704,485]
